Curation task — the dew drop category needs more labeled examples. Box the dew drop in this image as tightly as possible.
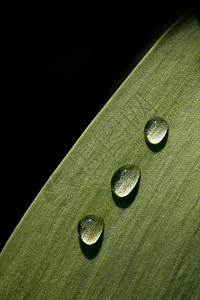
[111,164,140,198]
[78,215,104,245]
[144,116,168,145]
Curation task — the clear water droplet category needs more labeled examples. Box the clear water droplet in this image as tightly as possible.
[144,117,168,145]
[78,215,104,245]
[111,164,140,198]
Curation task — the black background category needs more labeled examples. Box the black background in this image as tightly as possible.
[2,3,198,250]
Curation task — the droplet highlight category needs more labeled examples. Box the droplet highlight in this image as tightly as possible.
[78,215,104,245]
[111,164,140,198]
[144,116,168,145]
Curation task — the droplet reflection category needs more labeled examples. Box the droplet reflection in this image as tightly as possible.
[144,117,168,145]
[111,164,140,199]
[78,215,104,245]
[144,117,168,151]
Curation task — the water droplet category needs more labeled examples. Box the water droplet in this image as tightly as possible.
[78,215,104,245]
[144,117,168,145]
[111,164,140,198]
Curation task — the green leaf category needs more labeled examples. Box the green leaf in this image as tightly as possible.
[1,11,200,299]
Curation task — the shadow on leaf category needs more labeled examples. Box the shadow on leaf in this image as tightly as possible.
[145,130,168,152]
[79,229,104,259]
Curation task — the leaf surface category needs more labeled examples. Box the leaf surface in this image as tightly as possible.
[1,11,200,299]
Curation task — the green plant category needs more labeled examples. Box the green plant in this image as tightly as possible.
[1,10,200,299]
